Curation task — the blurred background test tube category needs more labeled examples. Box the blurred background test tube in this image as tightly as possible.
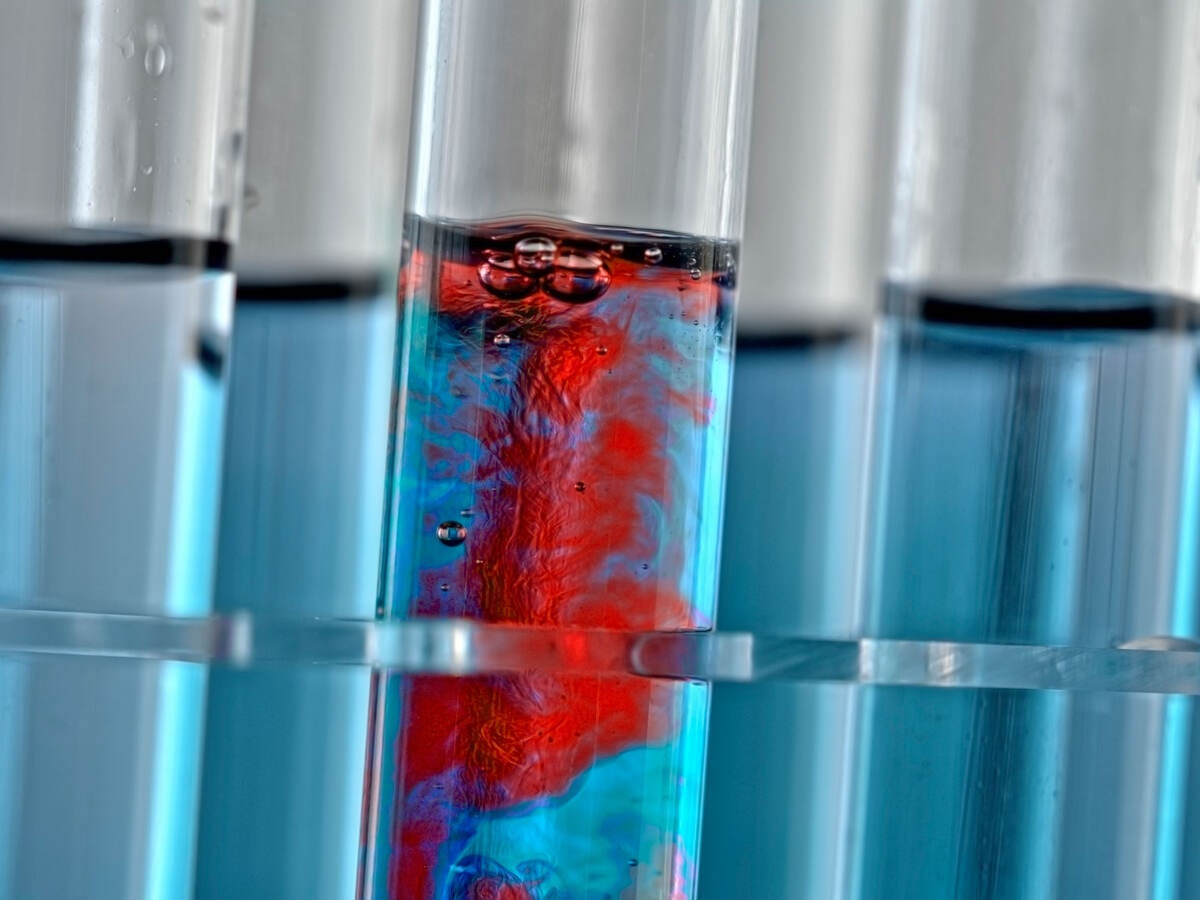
[195,1,416,897]
[697,3,899,898]
[360,1,757,897]
[851,2,1200,898]
[0,1,252,897]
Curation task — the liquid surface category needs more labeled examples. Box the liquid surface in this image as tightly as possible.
[365,218,736,899]
[0,235,230,899]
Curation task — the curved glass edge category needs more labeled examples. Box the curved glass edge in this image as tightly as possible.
[2,608,1200,694]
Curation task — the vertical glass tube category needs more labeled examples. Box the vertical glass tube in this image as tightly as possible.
[194,2,416,898]
[361,2,757,897]
[697,4,900,898]
[853,1,1200,897]
[0,1,252,897]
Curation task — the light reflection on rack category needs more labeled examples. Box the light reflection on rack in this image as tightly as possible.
[1,608,1200,694]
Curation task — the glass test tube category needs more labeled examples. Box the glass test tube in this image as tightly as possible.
[360,1,758,897]
[0,1,252,897]
[194,2,416,898]
[852,2,1200,897]
[697,3,900,898]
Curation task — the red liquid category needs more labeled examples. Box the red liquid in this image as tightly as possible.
[363,218,736,899]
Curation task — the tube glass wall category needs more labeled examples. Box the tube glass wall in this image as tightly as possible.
[362,1,758,897]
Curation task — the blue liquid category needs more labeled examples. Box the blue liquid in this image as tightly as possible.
[0,251,231,898]
[849,285,1200,899]
[699,332,870,900]
[196,285,395,898]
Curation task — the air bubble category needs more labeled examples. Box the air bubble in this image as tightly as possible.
[643,247,663,265]
[439,583,450,592]
[689,268,702,281]
[514,236,556,274]
[609,242,624,254]
[478,253,535,299]
[141,164,154,175]
[640,563,650,571]
[459,508,474,518]
[544,250,612,303]
[596,346,608,356]
[574,481,587,492]
[144,43,169,77]
[492,333,511,346]
[436,521,468,547]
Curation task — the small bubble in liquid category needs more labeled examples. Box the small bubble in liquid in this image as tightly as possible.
[640,563,650,571]
[140,164,153,175]
[492,333,511,346]
[144,43,169,77]
[574,481,586,492]
[439,583,450,592]
[644,247,663,265]
[513,236,556,274]
[596,345,608,356]
[478,253,536,299]
[609,242,624,254]
[436,521,468,547]
[689,268,702,280]
[459,508,474,518]
[544,250,612,303]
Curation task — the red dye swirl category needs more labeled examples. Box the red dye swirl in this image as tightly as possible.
[383,223,731,898]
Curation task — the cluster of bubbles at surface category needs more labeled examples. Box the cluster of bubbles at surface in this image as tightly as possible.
[476,234,672,304]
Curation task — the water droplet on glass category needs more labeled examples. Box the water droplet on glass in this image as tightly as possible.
[596,345,608,356]
[640,563,650,571]
[118,34,135,60]
[459,508,474,518]
[689,267,702,280]
[439,583,450,592]
[513,236,556,274]
[144,43,168,77]
[644,247,663,264]
[492,333,511,346]
[544,251,612,303]
[609,242,624,254]
[140,164,153,175]
[436,521,468,547]
[225,130,244,160]
[574,481,586,493]
[478,253,535,299]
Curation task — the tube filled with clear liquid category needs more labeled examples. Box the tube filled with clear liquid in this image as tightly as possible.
[0,1,252,896]
[194,2,415,897]
[851,2,1200,897]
